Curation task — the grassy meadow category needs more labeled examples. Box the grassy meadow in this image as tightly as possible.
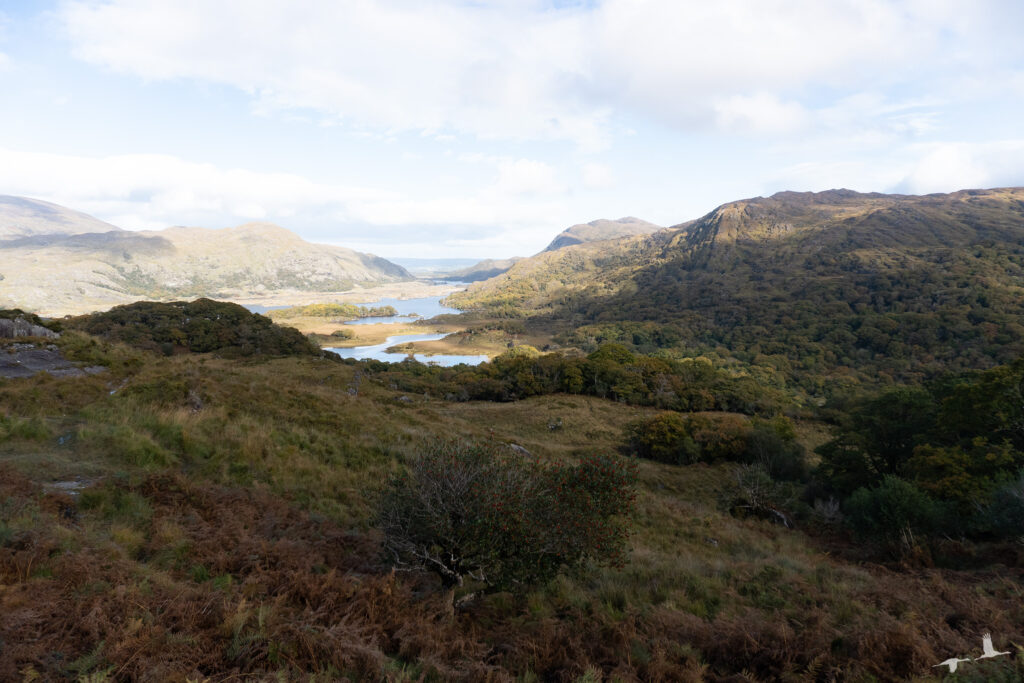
[2,330,1022,681]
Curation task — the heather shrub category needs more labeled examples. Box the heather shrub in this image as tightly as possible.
[844,475,950,540]
[376,439,637,595]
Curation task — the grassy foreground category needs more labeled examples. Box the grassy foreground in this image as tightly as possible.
[1,334,1022,681]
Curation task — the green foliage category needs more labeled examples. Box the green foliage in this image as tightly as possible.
[268,303,398,320]
[815,387,937,495]
[67,299,325,358]
[978,472,1024,538]
[625,412,807,479]
[376,439,637,592]
[362,343,789,415]
[624,413,697,465]
[844,476,949,540]
[907,438,1020,511]
[452,190,1024,394]
[0,415,52,443]
[816,357,1024,540]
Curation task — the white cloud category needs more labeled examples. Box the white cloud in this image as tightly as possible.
[0,146,576,256]
[582,163,613,189]
[57,0,1024,145]
[713,93,808,135]
[493,159,561,196]
[897,140,1024,194]
[768,139,1024,197]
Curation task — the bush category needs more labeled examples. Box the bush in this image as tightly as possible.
[977,471,1024,539]
[68,299,323,357]
[625,413,807,478]
[623,412,698,464]
[844,476,950,540]
[376,439,637,596]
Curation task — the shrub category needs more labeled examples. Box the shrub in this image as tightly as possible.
[844,476,949,540]
[625,412,807,478]
[376,439,637,597]
[977,471,1024,539]
[624,412,697,464]
[68,299,323,357]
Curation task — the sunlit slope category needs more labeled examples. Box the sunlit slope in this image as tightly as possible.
[0,195,123,239]
[0,198,412,315]
[450,187,1024,382]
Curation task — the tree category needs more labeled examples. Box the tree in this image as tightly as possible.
[376,439,637,602]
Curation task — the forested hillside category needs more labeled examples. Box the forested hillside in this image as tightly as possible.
[451,188,1024,392]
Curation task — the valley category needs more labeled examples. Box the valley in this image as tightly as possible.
[2,188,1024,681]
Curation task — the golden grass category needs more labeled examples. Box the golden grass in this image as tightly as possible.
[1,342,1023,680]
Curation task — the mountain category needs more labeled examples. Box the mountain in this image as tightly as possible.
[0,195,122,238]
[437,218,661,284]
[384,257,483,276]
[446,257,525,282]
[0,198,412,315]
[449,187,1024,386]
[543,217,663,252]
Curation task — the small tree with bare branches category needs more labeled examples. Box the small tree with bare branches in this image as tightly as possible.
[376,439,637,600]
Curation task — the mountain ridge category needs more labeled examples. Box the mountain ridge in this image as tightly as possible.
[0,198,412,315]
[449,187,1024,385]
[544,216,663,252]
[0,195,123,239]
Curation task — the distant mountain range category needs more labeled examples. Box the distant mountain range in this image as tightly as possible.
[446,257,526,282]
[449,187,1024,385]
[543,217,663,252]
[0,196,411,315]
[0,195,123,238]
[447,216,664,283]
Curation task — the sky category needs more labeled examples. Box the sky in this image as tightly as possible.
[1,0,1023,259]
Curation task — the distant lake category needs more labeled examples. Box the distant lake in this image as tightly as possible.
[332,287,487,366]
[327,332,489,367]
[343,292,462,325]
[247,288,486,365]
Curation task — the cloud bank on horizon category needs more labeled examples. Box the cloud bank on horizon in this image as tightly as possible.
[0,0,1022,257]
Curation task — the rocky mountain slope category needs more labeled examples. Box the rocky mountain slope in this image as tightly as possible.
[449,187,1024,385]
[0,198,412,315]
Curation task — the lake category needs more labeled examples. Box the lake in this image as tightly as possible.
[342,291,464,325]
[329,286,490,366]
[326,332,490,367]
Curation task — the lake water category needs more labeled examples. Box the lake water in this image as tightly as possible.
[330,286,489,366]
[326,332,490,367]
[343,292,463,325]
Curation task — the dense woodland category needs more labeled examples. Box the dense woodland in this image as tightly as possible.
[3,188,1024,680]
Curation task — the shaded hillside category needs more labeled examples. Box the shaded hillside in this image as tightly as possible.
[0,195,122,239]
[0,198,412,315]
[451,188,1024,389]
[544,217,663,252]
[446,256,524,282]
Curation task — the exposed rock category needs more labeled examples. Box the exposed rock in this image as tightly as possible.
[0,317,59,339]
[0,344,106,379]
